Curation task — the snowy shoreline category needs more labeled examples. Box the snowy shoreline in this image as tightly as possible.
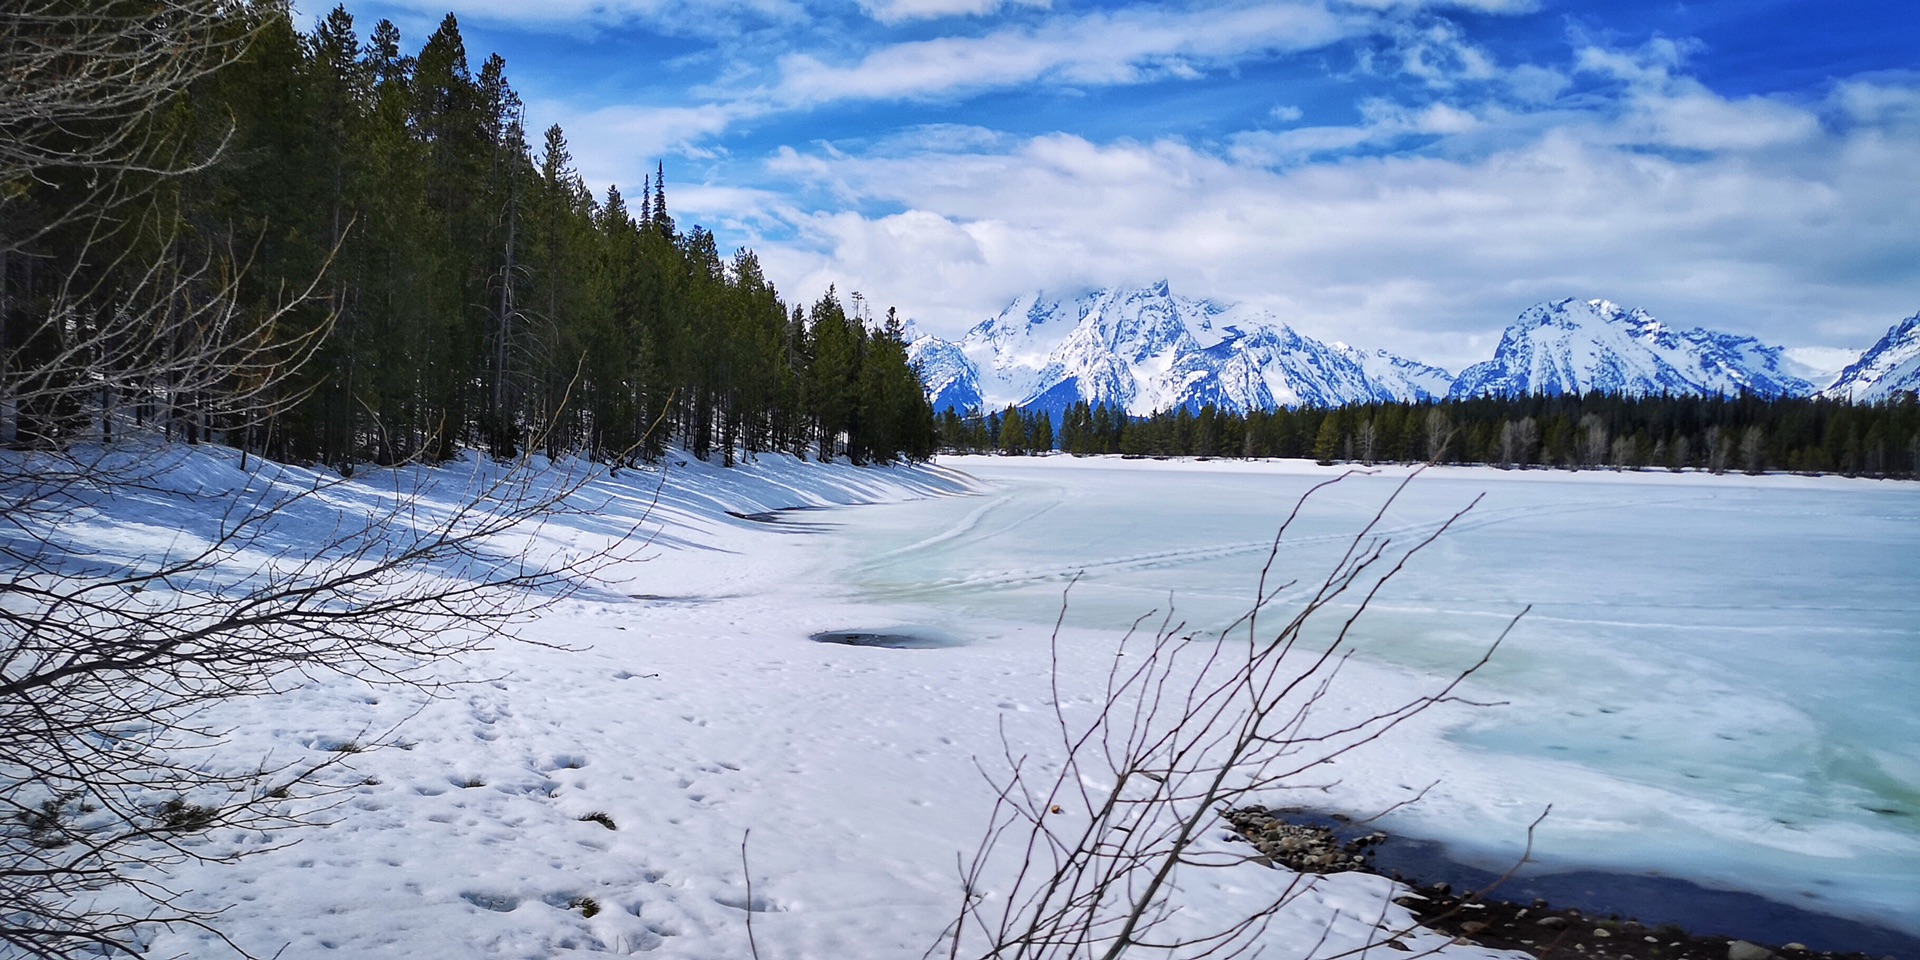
[10,444,1497,959]
[11,444,1915,958]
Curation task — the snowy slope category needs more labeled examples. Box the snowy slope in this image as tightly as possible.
[1450,298,1815,399]
[1338,343,1456,402]
[914,282,1451,416]
[1824,310,1920,401]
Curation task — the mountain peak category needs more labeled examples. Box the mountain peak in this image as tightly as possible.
[1452,299,1812,399]
[1824,309,1920,401]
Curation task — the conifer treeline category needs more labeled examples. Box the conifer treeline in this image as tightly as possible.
[3,4,933,467]
[939,394,1920,479]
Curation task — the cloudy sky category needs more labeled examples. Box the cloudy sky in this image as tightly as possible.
[321,0,1915,369]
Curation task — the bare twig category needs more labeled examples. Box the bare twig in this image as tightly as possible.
[743,828,763,960]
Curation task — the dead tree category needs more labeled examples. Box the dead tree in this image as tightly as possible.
[943,470,1523,960]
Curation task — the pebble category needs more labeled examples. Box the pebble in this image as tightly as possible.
[1729,940,1774,960]
[1537,916,1570,929]
[1595,928,1613,938]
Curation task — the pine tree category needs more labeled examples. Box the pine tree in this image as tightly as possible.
[1313,411,1342,464]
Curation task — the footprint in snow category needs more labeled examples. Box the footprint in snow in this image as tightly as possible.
[460,892,520,913]
[711,891,786,913]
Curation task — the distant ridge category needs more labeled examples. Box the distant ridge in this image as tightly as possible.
[906,282,1448,417]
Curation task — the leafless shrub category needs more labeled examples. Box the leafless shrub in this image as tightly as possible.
[0,0,250,251]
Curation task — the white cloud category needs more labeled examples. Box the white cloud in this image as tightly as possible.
[1344,0,1539,11]
[1567,39,1820,151]
[1391,18,1498,89]
[1619,88,1819,151]
[1505,63,1569,103]
[1227,99,1484,164]
[347,0,806,32]
[770,2,1361,104]
[855,0,1050,25]
[1572,36,1698,84]
[1833,76,1920,126]
[743,78,1920,367]
[534,101,759,189]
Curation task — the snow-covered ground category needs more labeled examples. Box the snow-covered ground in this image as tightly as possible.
[13,446,1917,957]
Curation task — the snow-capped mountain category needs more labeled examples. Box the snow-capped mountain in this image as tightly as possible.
[1338,345,1456,402]
[1824,310,1920,402]
[907,283,1450,417]
[1449,298,1814,400]
[906,335,983,414]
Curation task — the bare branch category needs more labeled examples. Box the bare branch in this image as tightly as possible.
[943,470,1525,960]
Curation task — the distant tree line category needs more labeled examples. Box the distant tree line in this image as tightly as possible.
[937,405,1055,455]
[2,4,934,468]
[939,394,1920,479]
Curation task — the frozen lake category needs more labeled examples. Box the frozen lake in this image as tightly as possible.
[38,446,1918,958]
[818,456,1920,938]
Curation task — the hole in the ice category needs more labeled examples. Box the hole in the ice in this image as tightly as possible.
[809,629,964,649]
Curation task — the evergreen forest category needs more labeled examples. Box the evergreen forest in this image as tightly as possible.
[939,393,1920,479]
[1,4,936,468]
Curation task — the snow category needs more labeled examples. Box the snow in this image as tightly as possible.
[14,444,1531,960]
[14,444,1917,958]
[1450,299,1815,399]
[1782,346,1862,391]
[1824,310,1920,401]
[912,282,1442,416]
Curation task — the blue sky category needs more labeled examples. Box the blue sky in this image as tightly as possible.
[318,0,1918,370]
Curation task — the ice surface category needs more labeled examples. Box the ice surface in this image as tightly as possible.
[836,456,1920,935]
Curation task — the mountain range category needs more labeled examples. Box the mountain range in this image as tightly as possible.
[907,284,1920,415]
